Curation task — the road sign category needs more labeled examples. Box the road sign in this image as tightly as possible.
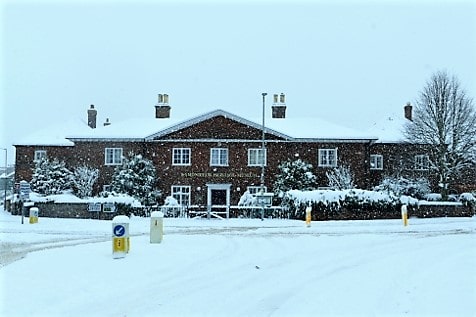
[113,225,125,237]
[19,181,31,200]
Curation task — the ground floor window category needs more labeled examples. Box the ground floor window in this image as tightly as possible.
[171,185,191,206]
[34,150,47,162]
[105,148,123,165]
[247,186,267,194]
[318,148,337,167]
[414,154,430,171]
[370,154,383,170]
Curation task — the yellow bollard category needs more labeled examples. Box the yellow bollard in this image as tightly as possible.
[29,207,39,224]
[305,205,312,227]
[401,205,409,226]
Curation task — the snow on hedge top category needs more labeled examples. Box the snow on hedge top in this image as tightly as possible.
[286,189,398,206]
[28,192,142,207]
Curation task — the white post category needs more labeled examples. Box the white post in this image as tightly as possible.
[150,211,164,243]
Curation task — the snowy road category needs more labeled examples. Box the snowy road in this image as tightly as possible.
[1,213,475,316]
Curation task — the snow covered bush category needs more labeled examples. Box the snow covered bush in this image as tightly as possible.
[163,196,179,206]
[273,159,317,198]
[31,158,73,195]
[282,189,400,220]
[72,165,99,198]
[326,165,354,190]
[238,190,256,206]
[111,153,161,205]
[459,193,476,209]
[374,176,430,200]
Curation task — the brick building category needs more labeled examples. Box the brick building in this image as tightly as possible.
[14,94,473,210]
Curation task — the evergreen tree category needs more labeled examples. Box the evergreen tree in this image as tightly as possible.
[273,159,317,198]
[72,165,99,198]
[111,153,160,205]
[31,158,73,195]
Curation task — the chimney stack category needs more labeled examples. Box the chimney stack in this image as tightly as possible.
[155,93,171,118]
[404,102,412,121]
[272,93,286,119]
[87,104,97,128]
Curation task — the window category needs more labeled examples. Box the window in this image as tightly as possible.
[171,185,191,206]
[34,150,47,162]
[103,185,112,192]
[105,148,123,165]
[318,149,337,167]
[370,154,383,170]
[210,148,228,166]
[415,155,429,170]
[248,148,266,166]
[172,148,191,166]
[247,186,267,195]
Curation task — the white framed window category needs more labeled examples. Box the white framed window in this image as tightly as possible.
[210,148,228,166]
[34,150,47,162]
[415,155,429,170]
[172,148,191,166]
[103,185,112,192]
[247,186,267,195]
[105,148,123,165]
[248,148,266,166]
[171,185,191,206]
[318,149,337,167]
[370,154,384,170]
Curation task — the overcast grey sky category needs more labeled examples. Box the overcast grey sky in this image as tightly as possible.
[1,0,475,164]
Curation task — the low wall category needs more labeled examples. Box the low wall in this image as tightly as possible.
[10,202,123,220]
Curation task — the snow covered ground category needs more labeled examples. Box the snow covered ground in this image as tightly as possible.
[1,210,475,317]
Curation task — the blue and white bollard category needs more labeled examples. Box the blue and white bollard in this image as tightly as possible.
[112,215,130,259]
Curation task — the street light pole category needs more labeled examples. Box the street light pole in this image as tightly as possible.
[1,148,7,209]
[260,93,267,220]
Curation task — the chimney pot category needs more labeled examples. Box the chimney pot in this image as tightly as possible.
[104,118,111,126]
[155,93,171,118]
[404,102,413,121]
[87,104,97,128]
[272,93,287,118]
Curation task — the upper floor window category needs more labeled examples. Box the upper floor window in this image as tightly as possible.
[105,148,123,165]
[318,149,337,167]
[210,148,229,166]
[370,154,383,170]
[34,150,47,162]
[248,148,266,166]
[415,155,430,170]
[171,185,191,206]
[172,148,191,166]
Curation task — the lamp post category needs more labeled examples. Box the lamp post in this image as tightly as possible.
[1,148,7,209]
[260,93,267,220]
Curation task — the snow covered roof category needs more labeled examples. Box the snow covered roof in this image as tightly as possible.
[13,118,90,146]
[366,111,408,143]
[15,108,381,146]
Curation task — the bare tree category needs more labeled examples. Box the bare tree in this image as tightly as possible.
[404,71,476,199]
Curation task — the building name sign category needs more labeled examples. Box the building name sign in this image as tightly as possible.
[181,171,259,178]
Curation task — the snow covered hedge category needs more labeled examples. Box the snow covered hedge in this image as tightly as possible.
[282,189,401,220]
